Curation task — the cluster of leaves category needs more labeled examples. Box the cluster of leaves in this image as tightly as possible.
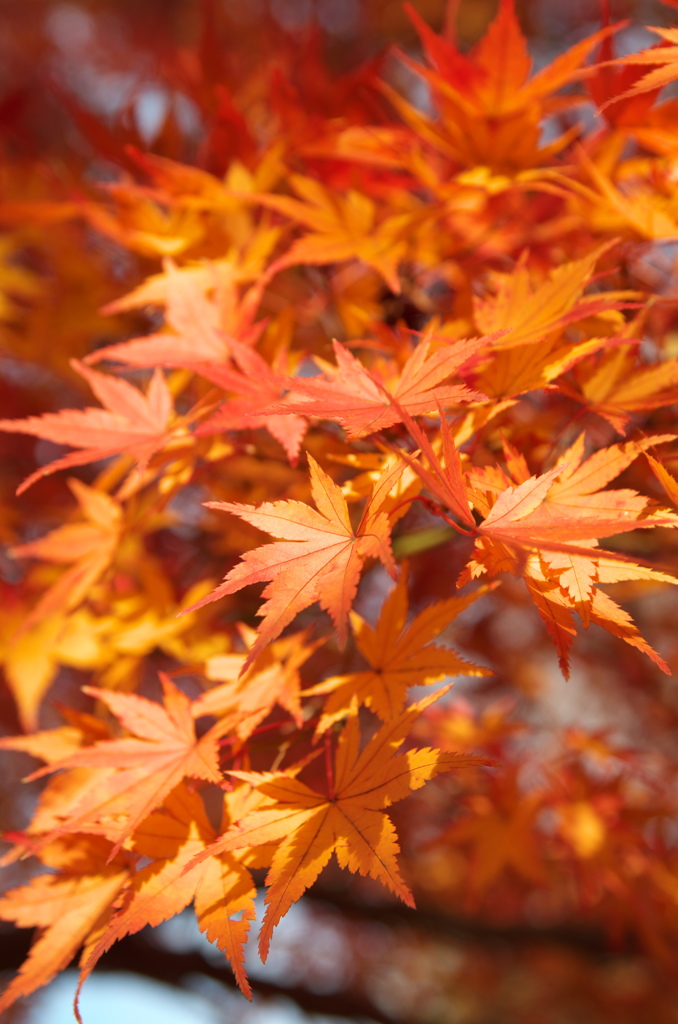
[2,0,678,1017]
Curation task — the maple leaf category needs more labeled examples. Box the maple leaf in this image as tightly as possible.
[559,144,678,242]
[0,612,80,733]
[475,433,678,547]
[481,334,640,402]
[520,546,677,676]
[276,333,488,439]
[336,449,423,527]
[0,360,192,494]
[470,248,646,399]
[193,624,320,741]
[646,452,678,508]
[193,337,308,463]
[27,674,228,853]
[89,259,266,369]
[249,174,410,293]
[598,27,678,109]
[395,2,622,171]
[460,434,678,674]
[385,404,476,531]
[0,708,111,766]
[10,479,121,633]
[190,694,496,960]
[77,785,256,1003]
[304,567,493,732]
[457,433,677,549]
[0,837,131,1016]
[80,180,207,258]
[560,344,678,434]
[89,262,305,462]
[586,15,663,126]
[185,454,405,669]
[473,248,618,350]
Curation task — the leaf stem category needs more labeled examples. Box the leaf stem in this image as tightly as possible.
[390,494,475,536]
[324,731,335,800]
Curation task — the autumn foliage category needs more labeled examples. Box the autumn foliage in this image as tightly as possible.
[3,0,678,1019]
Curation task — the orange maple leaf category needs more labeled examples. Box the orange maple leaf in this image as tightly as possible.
[396,1,622,171]
[90,259,266,368]
[472,246,633,352]
[304,567,492,731]
[186,454,404,669]
[560,344,678,434]
[646,452,678,508]
[193,625,320,741]
[557,144,678,243]
[0,360,192,494]
[469,247,646,399]
[0,837,131,1016]
[28,674,227,853]
[9,479,121,633]
[475,433,678,547]
[444,770,548,895]
[77,785,256,1003]
[190,693,496,960]
[249,174,410,293]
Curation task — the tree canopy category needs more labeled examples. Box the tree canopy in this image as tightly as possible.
[2,1,678,1021]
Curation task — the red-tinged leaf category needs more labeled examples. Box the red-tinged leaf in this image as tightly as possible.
[276,334,489,438]
[476,434,678,548]
[407,1,620,116]
[185,455,404,669]
[194,338,307,463]
[587,12,663,125]
[598,28,678,110]
[385,405,475,530]
[403,3,487,99]
[520,22,625,106]
[470,0,532,113]
[0,361,190,494]
[27,674,228,853]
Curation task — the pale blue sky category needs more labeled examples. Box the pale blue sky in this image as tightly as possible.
[25,899,353,1024]
[31,972,227,1024]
